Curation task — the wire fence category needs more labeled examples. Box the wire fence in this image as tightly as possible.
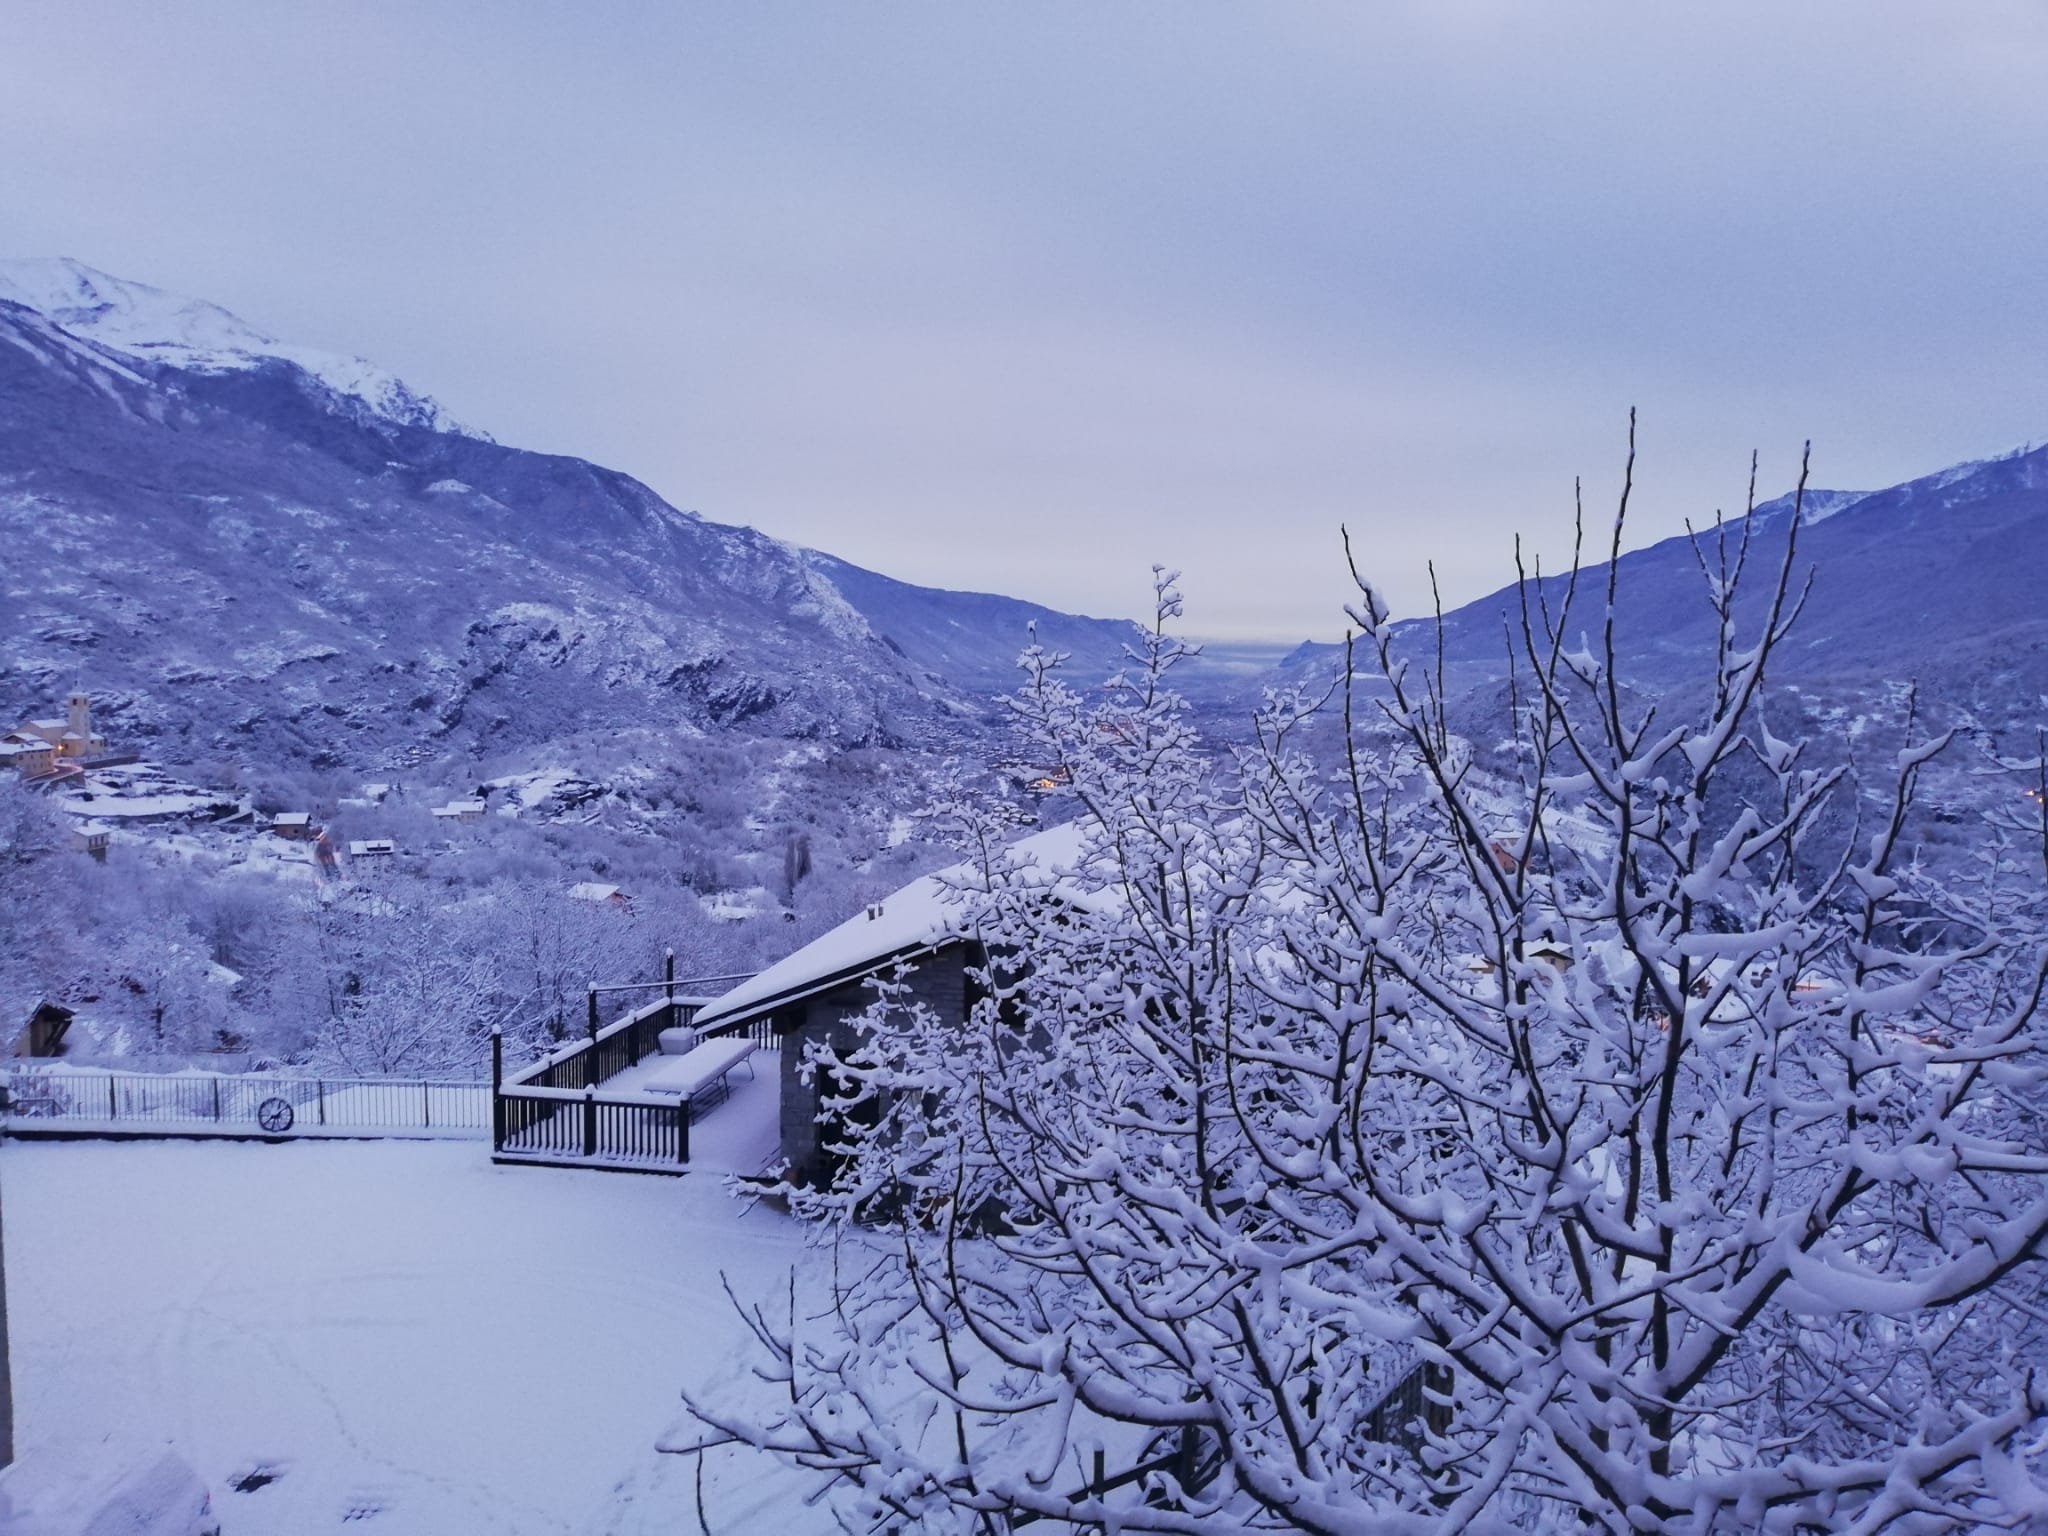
[2,1069,490,1135]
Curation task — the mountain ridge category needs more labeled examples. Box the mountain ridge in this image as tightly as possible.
[4,259,2041,776]
[0,257,485,440]
[1258,445,2048,736]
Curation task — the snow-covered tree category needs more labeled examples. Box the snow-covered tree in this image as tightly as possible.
[687,448,2048,1532]
[0,777,77,1021]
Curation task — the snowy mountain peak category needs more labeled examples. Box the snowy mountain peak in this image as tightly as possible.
[1747,443,2048,532]
[1745,486,1869,529]
[0,257,486,440]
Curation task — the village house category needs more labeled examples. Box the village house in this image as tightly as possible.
[568,882,631,911]
[348,838,397,861]
[271,812,314,839]
[0,739,56,777]
[432,798,487,824]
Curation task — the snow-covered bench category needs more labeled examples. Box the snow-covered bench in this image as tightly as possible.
[638,1036,757,1108]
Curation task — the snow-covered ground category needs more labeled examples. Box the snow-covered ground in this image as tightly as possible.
[1,1141,828,1534]
[48,762,228,824]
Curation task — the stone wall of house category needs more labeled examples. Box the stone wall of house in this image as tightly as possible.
[778,945,969,1186]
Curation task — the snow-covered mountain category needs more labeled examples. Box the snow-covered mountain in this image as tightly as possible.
[0,257,483,438]
[1264,444,2048,738]
[0,262,1148,768]
[12,256,2030,780]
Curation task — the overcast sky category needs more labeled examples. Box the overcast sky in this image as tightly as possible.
[5,5,2044,639]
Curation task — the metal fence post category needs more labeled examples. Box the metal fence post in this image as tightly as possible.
[585,987,598,1090]
[665,948,676,1030]
[583,1087,598,1158]
[422,1080,431,1129]
[317,1079,326,1126]
[491,1030,504,1152]
[108,1075,118,1122]
[677,1100,689,1166]
[210,1076,221,1122]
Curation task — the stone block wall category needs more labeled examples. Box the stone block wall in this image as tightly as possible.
[777,945,969,1186]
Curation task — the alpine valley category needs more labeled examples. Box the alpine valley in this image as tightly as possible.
[1,258,2041,1062]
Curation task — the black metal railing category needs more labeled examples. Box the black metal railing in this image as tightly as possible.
[502,957,761,1095]
[493,1080,690,1166]
[2,1069,489,1133]
[693,1012,779,1052]
[490,958,764,1169]
[507,996,678,1093]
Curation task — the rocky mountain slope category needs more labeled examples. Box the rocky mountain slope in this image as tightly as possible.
[0,263,1145,768]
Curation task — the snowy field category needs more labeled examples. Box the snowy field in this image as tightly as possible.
[2,1140,832,1534]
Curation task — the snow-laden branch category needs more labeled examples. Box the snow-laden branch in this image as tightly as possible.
[684,471,2048,1532]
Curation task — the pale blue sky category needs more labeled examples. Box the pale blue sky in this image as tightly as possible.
[4,4,2044,638]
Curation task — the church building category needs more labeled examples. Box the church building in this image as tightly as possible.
[5,692,107,764]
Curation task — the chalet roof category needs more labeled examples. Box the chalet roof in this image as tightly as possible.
[349,839,396,856]
[273,812,312,827]
[568,882,623,902]
[693,820,1095,1031]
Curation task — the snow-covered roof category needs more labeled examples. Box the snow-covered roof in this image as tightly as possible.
[568,882,623,902]
[349,839,396,856]
[273,812,311,827]
[693,821,1093,1030]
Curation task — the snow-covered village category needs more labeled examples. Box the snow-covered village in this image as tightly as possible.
[3,9,2047,1535]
